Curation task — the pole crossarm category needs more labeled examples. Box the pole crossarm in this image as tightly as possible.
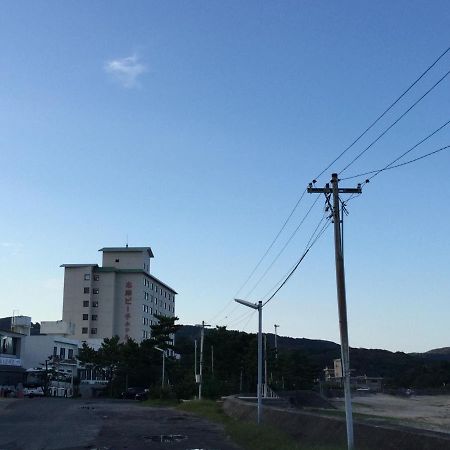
[307,187,362,194]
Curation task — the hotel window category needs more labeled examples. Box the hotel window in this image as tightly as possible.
[84,274,90,281]
[91,328,97,335]
[83,301,89,307]
[93,288,99,294]
[94,274,100,281]
[82,314,88,320]
[92,315,98,321]
[151,283,154,290]
[164,292,167,298]
[60,348,66,359]
[144,292,149,300]
[82,327,88,334]
[68,349,74,359]
[92,301,98,307]
[84,287,90,294]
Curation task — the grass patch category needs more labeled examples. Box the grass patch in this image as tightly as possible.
[140,398,180,407]
[177,400,345,450]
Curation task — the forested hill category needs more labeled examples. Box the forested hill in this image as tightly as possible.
[176,325,450,389]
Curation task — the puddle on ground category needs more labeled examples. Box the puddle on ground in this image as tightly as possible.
[144,434,188,443]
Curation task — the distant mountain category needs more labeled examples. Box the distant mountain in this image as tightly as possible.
[425,347,450,354]
[418,347,450,362]
[176,324,450,387]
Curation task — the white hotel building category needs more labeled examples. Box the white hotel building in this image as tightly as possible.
[61,247,177,342]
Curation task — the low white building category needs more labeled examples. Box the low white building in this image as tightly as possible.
[21,334,79,377]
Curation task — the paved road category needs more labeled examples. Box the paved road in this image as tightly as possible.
[0,398,242,450]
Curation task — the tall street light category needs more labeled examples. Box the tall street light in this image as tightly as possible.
[234,298,263,425]
[154,346,165,389]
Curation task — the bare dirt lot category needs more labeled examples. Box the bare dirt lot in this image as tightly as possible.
[0,397,241,450]
[331,393,450,434]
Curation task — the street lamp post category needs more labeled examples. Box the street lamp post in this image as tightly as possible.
[154,347,165,389]
[234,298,263,424]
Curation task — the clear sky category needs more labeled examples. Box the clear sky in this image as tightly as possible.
[1,1,449,353]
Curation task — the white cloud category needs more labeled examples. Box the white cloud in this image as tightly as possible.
[0,242,23,256]
[104,54,147,88]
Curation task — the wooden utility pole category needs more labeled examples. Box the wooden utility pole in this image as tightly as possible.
[274,324,279,359]
[308,173,361,450]
[195,321,210,400]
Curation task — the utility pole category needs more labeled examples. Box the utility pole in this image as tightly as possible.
[195,321,210,400]
[264,334,268,397]
[235,298,263,425]
[194,340,197,380]
[308,173,361,450]
[155,347,166,389]
[274,324,279,359]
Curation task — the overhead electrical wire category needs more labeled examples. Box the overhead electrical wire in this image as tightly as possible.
[339,68,450,174]
[341,118,450,183]
[243,195,321,299]
[207,190,308,324]
[262,215,332,307]
[208,46,450,324]
[315,46,450,181]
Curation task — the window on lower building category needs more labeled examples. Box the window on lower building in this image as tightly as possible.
[93,288,99,294]
[53,346,57,356]
[84,274,91,280]
[60,348,66,359]
[92,301,98,307]
[68,349,74,359]
[84,287,90,294]
[94,274,100,281]
[82,327,88,334]
[91,315,98,321]
[91,328,97,335]
[82,314,88,320]
[83,301,89,307]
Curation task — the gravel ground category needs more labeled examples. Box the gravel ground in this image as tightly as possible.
[332,393,450,433]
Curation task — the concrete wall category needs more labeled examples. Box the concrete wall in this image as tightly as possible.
[222,396,450,450]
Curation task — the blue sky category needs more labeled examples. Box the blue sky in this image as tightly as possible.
[1,1,449,353]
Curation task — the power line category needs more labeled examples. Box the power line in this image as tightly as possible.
[344,144,450,182]
[341,118,450,182]
[262,215,332,307]
[209,46,450,326]
[314,46,450,181]
[207,190,307,324]
[244,195,321,299]
[339,68,450,174]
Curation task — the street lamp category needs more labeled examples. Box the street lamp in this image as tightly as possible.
[234,298,263,424]
[154,347,165,389]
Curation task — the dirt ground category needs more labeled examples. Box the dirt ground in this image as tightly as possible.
[331,393,450,434]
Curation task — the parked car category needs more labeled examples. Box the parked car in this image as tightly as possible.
[23,386,45,398]
[121,387,148,400]
[135,389,149,401]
